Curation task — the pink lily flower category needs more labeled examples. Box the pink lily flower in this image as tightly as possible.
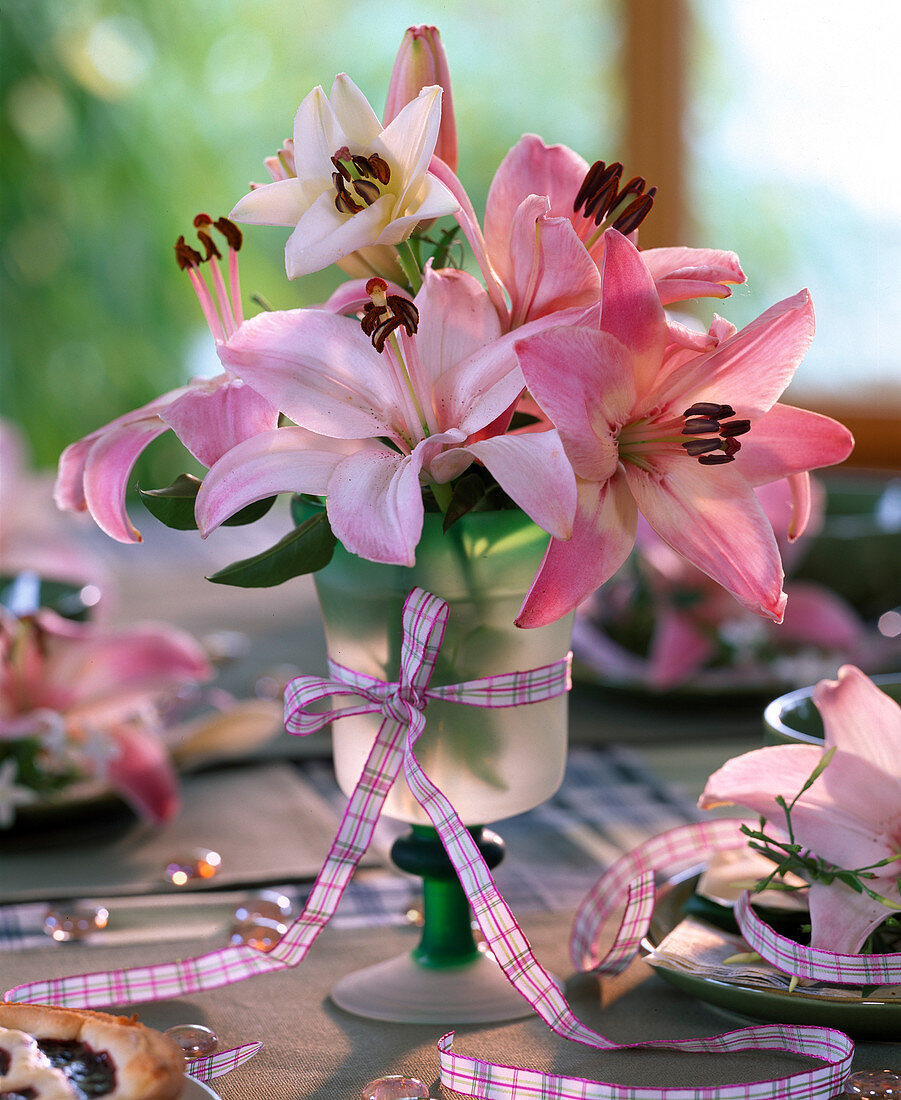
[196,265,577,566]
[0,607,212,824]
[54,218,279,543]
[229,76,459,280]
[473,134,745,330]
[513,229,855,627]
[699,665,901,953]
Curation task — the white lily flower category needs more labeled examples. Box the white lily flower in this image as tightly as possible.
[230,75,459,279]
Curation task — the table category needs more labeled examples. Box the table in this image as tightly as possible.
[3,517,898,1097]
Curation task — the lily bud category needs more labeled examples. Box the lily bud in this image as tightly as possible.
[385,25,457,172]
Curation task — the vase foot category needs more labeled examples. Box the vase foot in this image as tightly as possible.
[330,946,541,1024]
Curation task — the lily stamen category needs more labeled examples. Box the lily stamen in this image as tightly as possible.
[332,150,393,215]
[574,159,657,246]
[174,214,244,343]
[678,402,750,466]
[362,278,428,438]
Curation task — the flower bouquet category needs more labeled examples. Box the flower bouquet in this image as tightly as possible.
[49,24,856,1020]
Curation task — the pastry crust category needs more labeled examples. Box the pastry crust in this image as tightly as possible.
[0,1003,185,1100]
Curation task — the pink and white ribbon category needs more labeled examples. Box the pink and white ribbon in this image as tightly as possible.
[7,587,882,1098]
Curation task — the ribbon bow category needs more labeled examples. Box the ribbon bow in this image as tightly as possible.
[283,586,572,742]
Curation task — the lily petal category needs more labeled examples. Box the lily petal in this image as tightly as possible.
[807,878,901,953]
[598,230,667,397]
[436,430,576,541]
[516,325,635,482]
[59,623,211,723]
[326,446,427,566]
[814,665,901,779]
[624,458,787,621]
[647,608,716,690]
[196,426,363,535]
[162,377,279,469]
[107,722,180,825]
[516,473,637,628]
[659,290,816,417]
[506,197,601,328]
[738,403,854,486]
[229,176,309,228]
[219,309,408,440]
[640,246,746,305]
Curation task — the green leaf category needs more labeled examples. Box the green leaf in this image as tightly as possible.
[140,474,203,530]
[442,472,489,531]
[140,473,276,530]
[206,511,336,588]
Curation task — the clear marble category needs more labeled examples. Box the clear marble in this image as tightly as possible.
[844,1070,901,1098]
[43,905,109,942]
[230,918,286,952]
[164,848,221,885]
[163,1024,218,1059]
[361,1075,429,1100]
[234,890,293,923]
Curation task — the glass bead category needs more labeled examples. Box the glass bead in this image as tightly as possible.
[230,918,287,952]
[164,848,221,885]
[844,1070,901,1097]
[163,1024,219,1059]
[361,1075,430,1100]
[234,889,293,923]
[43,905,109,942]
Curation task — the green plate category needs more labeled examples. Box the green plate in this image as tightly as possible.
[646,870,901,1041]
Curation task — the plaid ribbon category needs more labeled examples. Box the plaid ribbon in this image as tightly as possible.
[188,1042,263,1082]
[3,590,864,1097]
[736,892,901,985]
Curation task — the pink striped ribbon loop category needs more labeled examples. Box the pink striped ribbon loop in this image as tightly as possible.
[187,1042,263,1082]
[283,586,571,741]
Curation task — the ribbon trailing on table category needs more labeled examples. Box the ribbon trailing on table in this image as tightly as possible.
[11,586,895,1098]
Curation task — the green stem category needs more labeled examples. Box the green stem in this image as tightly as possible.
[395,240,423,294]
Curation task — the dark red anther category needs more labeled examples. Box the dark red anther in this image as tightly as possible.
[574,160,621,219]
[682,437,724,456]
[682,417,721,435]
[175,236,203,270]
[366,154,391,185]
[213,217,243,251]
[334,176,365,215]
[193,213,213,228]
[195,229,221,262]
[361,290,419,353]
[684,402,735,419]
[719,419,751,438]
[612,189,656,235]
[352,178,381,206]
[330,155,351,181]
[698,452,736,465]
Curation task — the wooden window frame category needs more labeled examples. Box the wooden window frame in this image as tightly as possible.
[621,0,899,471]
